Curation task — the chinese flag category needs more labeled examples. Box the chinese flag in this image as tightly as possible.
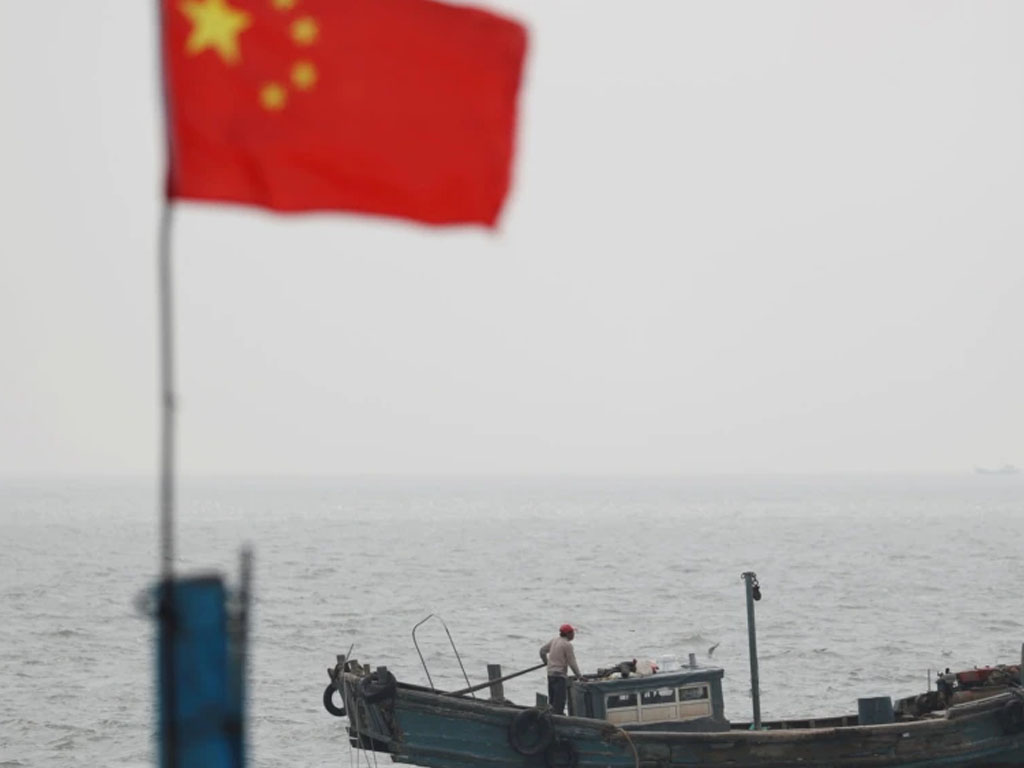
[162,0,527,226]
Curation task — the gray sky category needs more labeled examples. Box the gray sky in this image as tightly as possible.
[1,1,1021,476]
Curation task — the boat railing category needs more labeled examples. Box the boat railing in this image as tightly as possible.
[411,613,474,697]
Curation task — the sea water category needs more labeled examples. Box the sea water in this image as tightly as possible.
[1,474,1022,767]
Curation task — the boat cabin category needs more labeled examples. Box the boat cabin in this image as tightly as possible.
[567,664,729,731]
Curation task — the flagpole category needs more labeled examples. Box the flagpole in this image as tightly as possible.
[155,2,179,765]
[154,0,176,582]
[157,195,180,768]
[158,200,176,580]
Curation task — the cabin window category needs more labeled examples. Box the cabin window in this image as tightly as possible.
[606,693,637,709]
[676,683,712,719]
[603,681,715,725]
[641,688,677,705]
[678,684,709,701]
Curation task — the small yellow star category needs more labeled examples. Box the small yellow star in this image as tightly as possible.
[291,60,317,91]
[272,0,297,10]
[291,16,319,46]
[180,0,252,66]
[260,82,288,111]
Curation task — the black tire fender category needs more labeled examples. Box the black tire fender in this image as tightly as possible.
[323,683,346,717]
[508,708,555,756]
[545,737,579,768]
[360,669,398,703]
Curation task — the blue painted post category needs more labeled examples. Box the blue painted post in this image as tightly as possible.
[741,572,761,730]
[158,575,243,768]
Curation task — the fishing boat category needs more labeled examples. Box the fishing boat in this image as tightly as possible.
[322,577,1024,767]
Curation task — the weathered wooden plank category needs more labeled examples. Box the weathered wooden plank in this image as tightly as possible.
[487,664,504,701]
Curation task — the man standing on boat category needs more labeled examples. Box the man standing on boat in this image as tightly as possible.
[539,623,581,715]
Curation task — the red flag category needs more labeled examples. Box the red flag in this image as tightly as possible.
[161,0,527,226]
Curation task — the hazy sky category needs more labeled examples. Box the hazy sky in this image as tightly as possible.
[1,1,1022,476]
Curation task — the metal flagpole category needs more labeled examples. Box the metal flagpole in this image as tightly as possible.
[155,2,179,764]
[157,198,179,768]
[159,200,176,580]
[154,0,176,583]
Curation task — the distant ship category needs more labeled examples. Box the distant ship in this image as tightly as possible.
[974,464,1020,475]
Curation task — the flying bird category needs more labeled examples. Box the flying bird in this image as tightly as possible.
[708,642,720,658]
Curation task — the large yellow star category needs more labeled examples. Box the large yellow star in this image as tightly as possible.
[180,0,252,66]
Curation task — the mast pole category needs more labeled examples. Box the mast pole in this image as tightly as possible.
[741,571,762,730]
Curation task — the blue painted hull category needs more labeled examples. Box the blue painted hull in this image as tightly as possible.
[339,674,1024,768]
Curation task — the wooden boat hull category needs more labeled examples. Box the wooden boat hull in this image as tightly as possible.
[337,672,1024,768]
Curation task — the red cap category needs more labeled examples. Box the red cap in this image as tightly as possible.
[559,623,575,634]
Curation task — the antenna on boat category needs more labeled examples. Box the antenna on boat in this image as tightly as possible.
[741,571,762,730]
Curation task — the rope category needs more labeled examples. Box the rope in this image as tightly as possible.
[345,675,384,768]
[607,724,640,768]
[349,683,369,768]
[343,677,356,768]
